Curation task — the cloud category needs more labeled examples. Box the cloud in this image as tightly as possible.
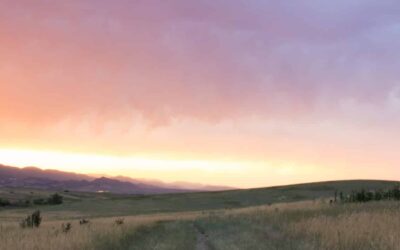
[1,0,400,128]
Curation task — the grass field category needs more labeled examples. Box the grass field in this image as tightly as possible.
[1,180,399,250]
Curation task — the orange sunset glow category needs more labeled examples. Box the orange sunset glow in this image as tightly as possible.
[1,1,400,188]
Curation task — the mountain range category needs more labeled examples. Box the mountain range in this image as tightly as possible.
[0,164,232,194]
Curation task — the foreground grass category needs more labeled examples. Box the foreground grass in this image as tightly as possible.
[94,221,197,250]
[0,212,202,250]
[195,201,400,250]
[98,201,400,250]
[1,199,399,249]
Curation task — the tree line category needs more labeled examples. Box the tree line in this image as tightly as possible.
[0,193,63,207]
[334,184,400,203]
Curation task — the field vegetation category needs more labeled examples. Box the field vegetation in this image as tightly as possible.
[0,180,399,250]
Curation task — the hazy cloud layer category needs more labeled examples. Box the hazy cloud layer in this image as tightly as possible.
[1,0,400,127]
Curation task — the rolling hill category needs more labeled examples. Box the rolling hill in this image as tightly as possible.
[1,179,399,250]
[1,179,398,219]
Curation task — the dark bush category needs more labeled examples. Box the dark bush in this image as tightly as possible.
[115,218,124,225]
[392,185,400,200]
[79,218,90,225]
[374,191,383,201]
[0,198,11,207]
[20,210,42,228]
[62,222,72,233]
[340,184,400,203]
[47,193,63,205]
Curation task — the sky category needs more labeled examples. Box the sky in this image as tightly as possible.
[1,1,400,188]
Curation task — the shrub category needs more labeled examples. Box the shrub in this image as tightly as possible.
[79,219,90,225]
[47,193,63,205]
[62,223,72,233]
[392,185,400,200]
[0,198,11,207]
[340,184,400,203]
[115,218,124,225]
[20,210,42,228]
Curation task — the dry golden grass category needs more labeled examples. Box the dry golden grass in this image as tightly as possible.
[288,205,400,250]
[0,211,204,250]
[1,201,399,250]
[186,201,400,250]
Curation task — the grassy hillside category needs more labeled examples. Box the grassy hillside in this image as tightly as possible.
[0,180,399,250]
[0,180,397,220]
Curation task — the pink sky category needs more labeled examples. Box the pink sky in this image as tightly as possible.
[1,1,400,188]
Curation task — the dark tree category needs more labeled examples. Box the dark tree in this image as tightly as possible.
[0,198,11,207]
[47,193,63,205]
[392,185,400,200]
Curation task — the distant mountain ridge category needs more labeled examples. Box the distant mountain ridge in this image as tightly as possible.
[0,164,231,194]
[0,165,93,181]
